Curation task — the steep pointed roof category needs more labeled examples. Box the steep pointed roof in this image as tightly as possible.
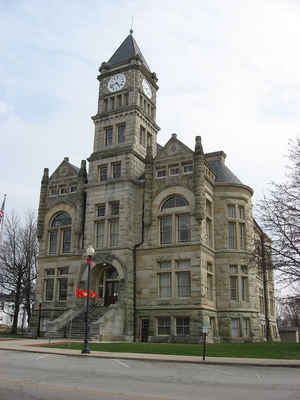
[106,32,150,71]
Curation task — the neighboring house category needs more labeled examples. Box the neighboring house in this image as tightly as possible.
[30,32,279,343]
[0,294,28,329]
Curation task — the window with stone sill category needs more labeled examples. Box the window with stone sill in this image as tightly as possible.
[48,212,72,255]
[231,318,240,337]
[96,204,106,217]
[140,126,146,147]
[183,163,193,174]
[229,264,249,301]
[156,169,166,178]
[110,97,115,111]
[99,165,108,182]
[157,259,191,298]
[105,127,113,146]
[112,162,121,179]
[207,262,214,301]
[159,195,191,245]
[227,204,246,250]
[157,317,171,335]
[242,318,250,337]
[176,317,190,336]
[169,165,180,176]
[103,98,108,113]
[118,124,125,144]
[43,267,69,302]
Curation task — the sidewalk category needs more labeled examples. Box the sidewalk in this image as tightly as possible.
[0,338,300,368]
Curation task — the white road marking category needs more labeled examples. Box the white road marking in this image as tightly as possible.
[34,355,48,360]
[113,359,130,368]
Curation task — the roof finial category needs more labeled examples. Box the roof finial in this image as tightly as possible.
[130,16,134,35]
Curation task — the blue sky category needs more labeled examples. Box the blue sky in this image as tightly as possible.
[1,0,300,215]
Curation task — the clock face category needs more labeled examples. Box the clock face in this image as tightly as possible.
[142,79,152,99]
[107,73,126,93]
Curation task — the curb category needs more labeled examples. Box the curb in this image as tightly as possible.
[1,344,300,368]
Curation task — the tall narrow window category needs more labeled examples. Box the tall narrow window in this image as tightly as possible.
[241,276,249,301]
[62,229,71,253]
[45,279,54,301]
[110,219,119,247]
[49,212,72,255]
[228,205,236,218]
[49,231,58,255]
[58,278,68,301]
[207,273,213,301]
[140,126,146,146]
[238,205,245,219]
[242,318,250,336]
[124,92,129,106]
[118,125,125,143]
[96,221,105,249]
[160,216,172,244]
[230,276,238,300]
[110,97,115,110]
[117,95,122,108]
[159,273,171,297]
[99,165,108,182]
[206,218,212,247]
[239,223,245,249]
[105,127,113,146]
[231,318,240,337]
[147,132,152,147]
[177,271,191,297]
[228,222,236,248]
[112,162,121,179]
[103,99,108,112]
[177,215,190,242]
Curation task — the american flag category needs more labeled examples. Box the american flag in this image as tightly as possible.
[0,194,6,226]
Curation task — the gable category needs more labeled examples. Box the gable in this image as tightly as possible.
[155,136,194,163]
[50,159,79,182]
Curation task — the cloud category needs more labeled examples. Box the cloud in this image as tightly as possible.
[1,0,300,214]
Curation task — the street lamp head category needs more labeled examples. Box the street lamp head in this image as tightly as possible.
[86,245,95,257]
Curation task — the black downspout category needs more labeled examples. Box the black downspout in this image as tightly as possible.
[81,191,87,249]
[260,233,271,341]
[133,192,145,342]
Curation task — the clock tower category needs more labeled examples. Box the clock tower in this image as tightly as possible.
[89,30,160,182]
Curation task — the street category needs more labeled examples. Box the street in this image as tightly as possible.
[0,350,299,400]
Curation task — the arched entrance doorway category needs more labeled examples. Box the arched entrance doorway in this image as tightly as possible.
[95,265,120,307]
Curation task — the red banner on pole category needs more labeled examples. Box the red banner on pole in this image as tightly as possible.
[75,287,99,299]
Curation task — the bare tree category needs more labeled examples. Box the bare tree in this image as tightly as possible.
[256,138,300,294]
[0,211,38,333]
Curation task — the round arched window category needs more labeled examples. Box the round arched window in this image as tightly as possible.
[49,212,72,255]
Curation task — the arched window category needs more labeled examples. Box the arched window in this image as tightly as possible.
[161,195,188,210]
[49,212,72,255]
[160,195,191,244]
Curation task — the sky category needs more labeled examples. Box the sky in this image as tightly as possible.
[1,0,300,217]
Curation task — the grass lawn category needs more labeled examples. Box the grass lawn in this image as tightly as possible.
[43,342,300,360]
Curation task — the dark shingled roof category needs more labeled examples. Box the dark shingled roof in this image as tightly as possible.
[207,159,243,184]
[107,33,150,70]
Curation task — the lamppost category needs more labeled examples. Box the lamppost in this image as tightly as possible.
[82,245,95,354]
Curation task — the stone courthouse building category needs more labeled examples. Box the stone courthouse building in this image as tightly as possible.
[32,31,279,342]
